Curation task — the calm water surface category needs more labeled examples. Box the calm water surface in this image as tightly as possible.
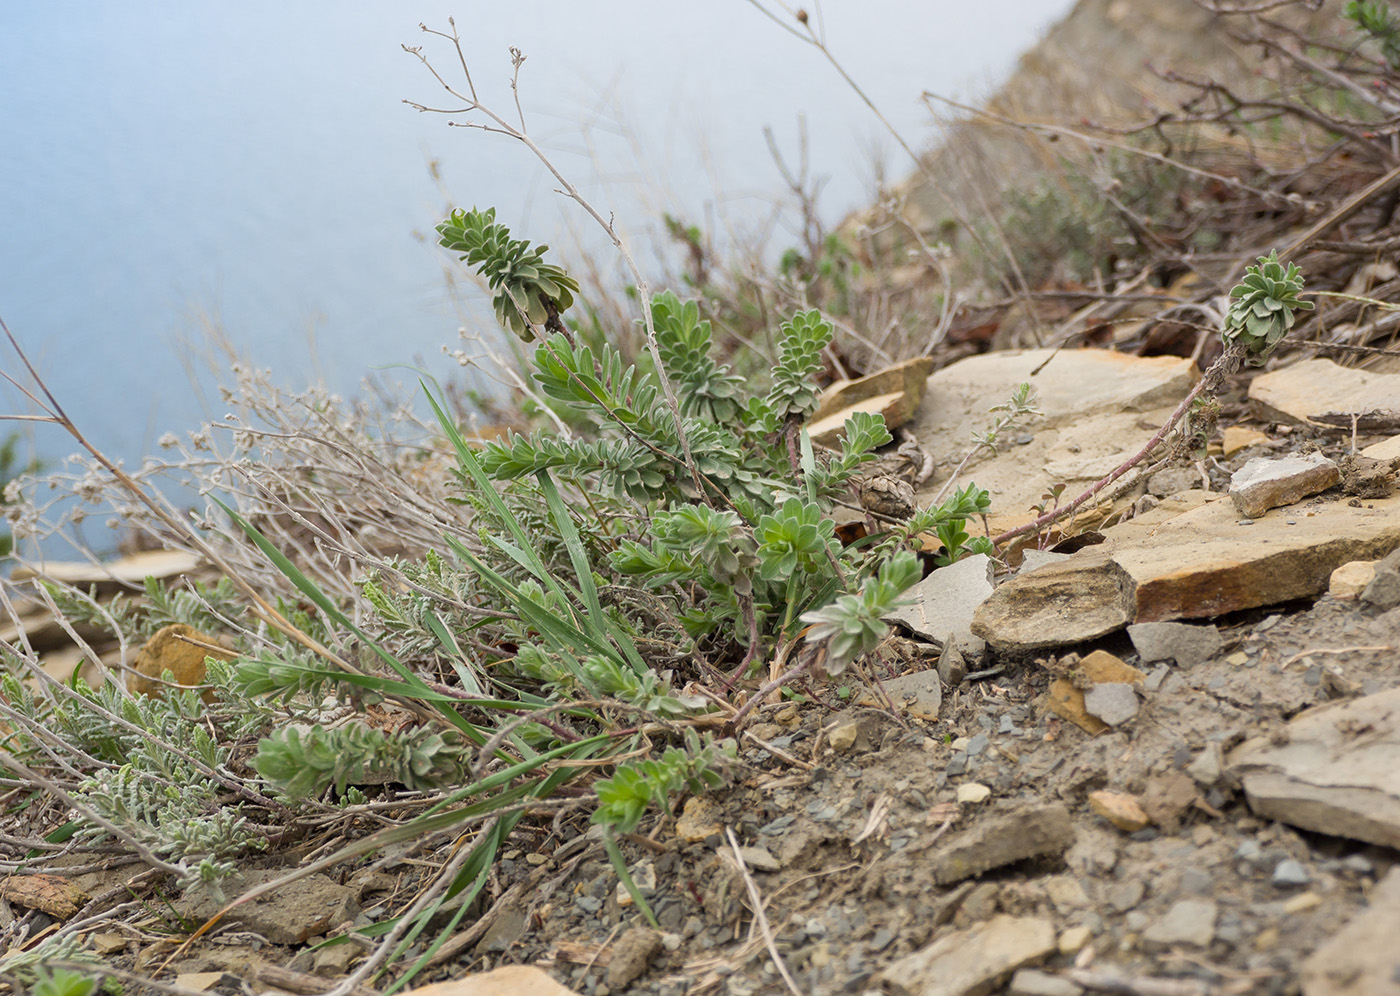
[1,2,1072,504]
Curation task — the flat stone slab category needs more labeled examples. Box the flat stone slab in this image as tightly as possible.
[1127,621,1223,667]
[862,667,943,720]
[1230,452,1340,518]
[1111,493,1400,622]
[1228,686,1400,849]
[1250,358,1400,427]
[808,357,935,448]
[973,549,1135,652]
[929,803,1075,886]
[908,349,1196,536]
[1301,867,1400,996]
[888,553,995,655]
[12,549,202,589]
[1083,682,1139,726]
[879,914,1057,996]
[1045,651,1146,734]
[177,869,359,945]
[1141,898,1217,951]
[409,966,581,996]
[978,494,1400,651]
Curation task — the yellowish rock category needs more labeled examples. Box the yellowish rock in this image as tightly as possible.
[1365,434,1400,462]
[676,795,724,842]
[956,783,991,804]
[1058,925,1093,956]
[1044,651,1146,734]
[827,720,860,753]
[402,966,581,996]
[1088,790,1151,832]
[808,356,935,449]
[1330,560,1377,599]
[1282,891,1322,914]
[1047,679,1108,735]
[1222,425,1270,457]
[128,623,235,702]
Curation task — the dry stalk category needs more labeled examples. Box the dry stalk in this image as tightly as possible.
[724,826,806,996]
[403,20,708,500]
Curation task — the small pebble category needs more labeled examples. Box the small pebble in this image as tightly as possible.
[1282,891,1321,914]
[956,782,991,804]
[1272,859,1310,887]
[1341,854,1374,876]
[1058,924,1093,956]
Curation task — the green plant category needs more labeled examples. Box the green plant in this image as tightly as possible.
[1347,1,1400,69]
[32,968,101,996]
[1223,250,1314,363]
[437,207,580,340]
[0,936,106,996]
[800,550,921,672]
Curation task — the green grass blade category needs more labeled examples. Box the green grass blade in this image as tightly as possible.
[799,428,818,504]
[423,609,484,697]
[212,496,486,745]
[603,825,659,928]
[536,470,603,621]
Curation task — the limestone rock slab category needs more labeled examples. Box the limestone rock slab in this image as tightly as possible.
[888,553,995,655]
[930,803,1075,886]
[972,549,1134,652]
[862,667,943,720]
[808,356,935,448]
[1249,358,1400,427]
[404,966,582,996]
[1141,898,1217,951]
[879,914,1056,996]
[909,349,1196,536]
[1127,621,1222,667]
[12,549,202,591]
[1222,425,1270,456]
[1229,452,1340,518]
[1110,492,1400,622]
[1228,686,1400,849]
[1300,867,1400,996]
[1083,683,1139,726]
[178,869,359,945]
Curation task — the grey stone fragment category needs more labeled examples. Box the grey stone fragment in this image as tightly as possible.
[930,804,1075,886]
[1272,859,1311,887]
[1083,683,1140,726]
[1186,744,1223,787]
[1147,466,1198,498]
[1301,867,1400,996]
[938,638,968,687]
[1229,686,1400,849]
[878,915,1056,996]
[1361,547,1400,610]
[1229,451,1340,518]
[735,846,780,872]
[474,908,527,954]
[606,926,663,989]
[878,668,943,720]
[1141,898,1217,951]
[1009,968,1084,996]
[1107,879,1145,913]
[972,549,1134,652]
[176,870,359,946]
[888,553,995,655]
[1019,550,1072,575]
[1128,621,1224,667]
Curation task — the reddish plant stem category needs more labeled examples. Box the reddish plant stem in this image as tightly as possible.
[992,345,1243,548]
